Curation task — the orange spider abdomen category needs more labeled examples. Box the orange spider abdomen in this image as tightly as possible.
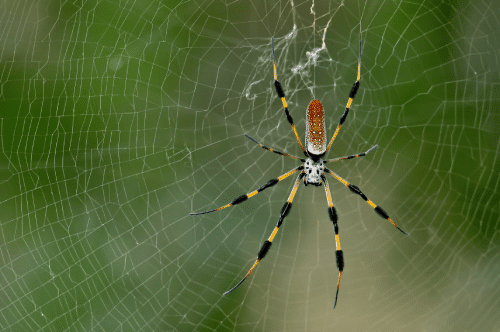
[306,99,326,156]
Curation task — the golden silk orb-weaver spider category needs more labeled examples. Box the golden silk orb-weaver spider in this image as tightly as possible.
[189,33,409,309]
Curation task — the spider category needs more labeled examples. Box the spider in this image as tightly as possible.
[190,34,408,308]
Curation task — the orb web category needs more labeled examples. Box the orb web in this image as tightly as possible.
[0,0,499,331]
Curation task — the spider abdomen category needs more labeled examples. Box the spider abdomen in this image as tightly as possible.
[306,99,326,158]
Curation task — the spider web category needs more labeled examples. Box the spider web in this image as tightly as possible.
[0,0,499,331]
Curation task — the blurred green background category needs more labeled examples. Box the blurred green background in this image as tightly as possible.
[0,0,499,331]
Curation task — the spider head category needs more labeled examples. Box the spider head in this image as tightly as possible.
[304,158,324,186]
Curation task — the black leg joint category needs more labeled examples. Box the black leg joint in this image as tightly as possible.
[284,108,293,125]
[231,194,248,205]
[280,202,292,218]
[258,178,279,192]
[339,108,349,125]
[349,81,360,98]
[328,206,338,224]
[374,206,389,219]
[274,80,285,98]
[348,184,367,201]
[336,250,344,271]
[276,215,284,228]
[258,240,272,260]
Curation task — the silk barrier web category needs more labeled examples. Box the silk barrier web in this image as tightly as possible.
[0,0,499,331]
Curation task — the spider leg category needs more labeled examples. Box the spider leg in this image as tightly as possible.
[189,165,304,216]
[325,168,409,235]
[223,171,305,295]
[321,175,344,309]
[324,144,378,163]
[245,134,306,162]
[272,38,309,158]
[325,32,362,153]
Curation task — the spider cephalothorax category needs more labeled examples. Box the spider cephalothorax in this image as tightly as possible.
[304,158,324,186]
[190,33,408,309]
